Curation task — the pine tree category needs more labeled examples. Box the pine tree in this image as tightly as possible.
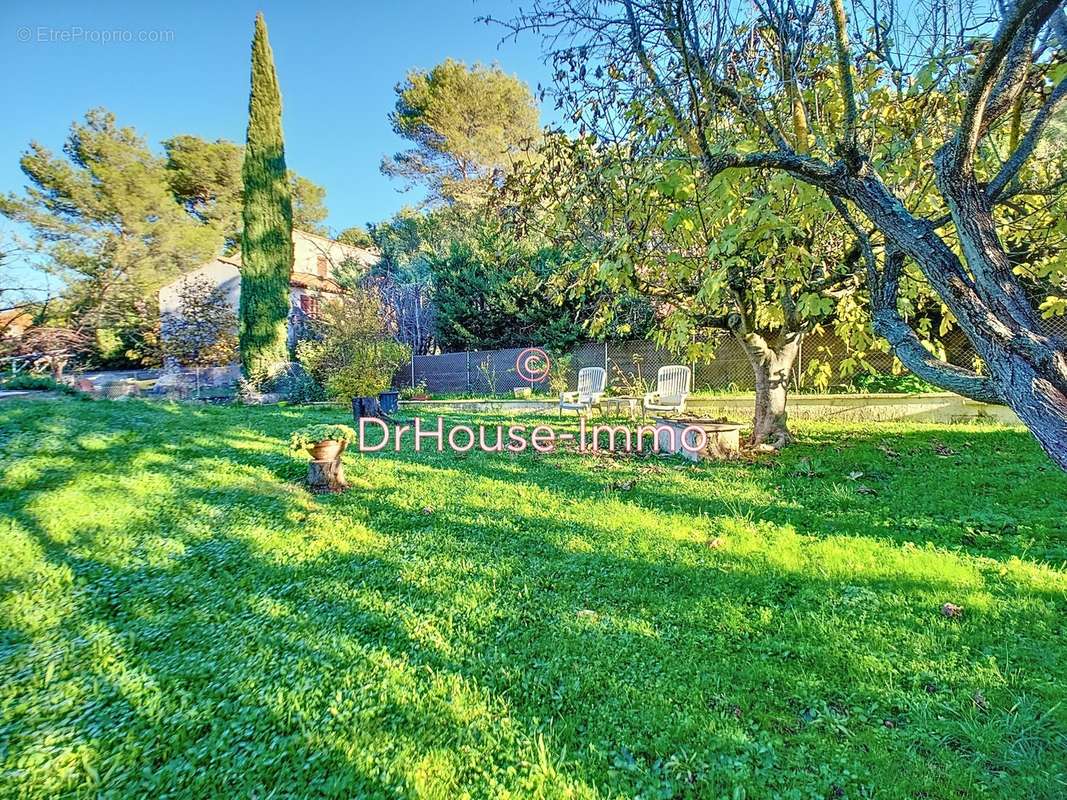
[238,12,293,377]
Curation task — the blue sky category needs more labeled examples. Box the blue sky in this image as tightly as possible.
[0,0,552,291]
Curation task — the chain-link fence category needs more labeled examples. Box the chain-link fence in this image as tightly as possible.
[395,315,1067,395]
[405,347,553,395]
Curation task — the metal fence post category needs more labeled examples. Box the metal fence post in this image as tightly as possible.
[603,341,609,372]
[410,353,415,388]
[465,351,471,394]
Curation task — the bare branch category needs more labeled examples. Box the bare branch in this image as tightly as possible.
[988,73,1067,199]
[622,0,696,149]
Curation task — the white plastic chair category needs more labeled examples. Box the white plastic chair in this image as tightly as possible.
[643,365,691,415]
[559,367,607,415]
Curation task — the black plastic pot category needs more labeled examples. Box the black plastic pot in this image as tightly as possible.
[351,395,382,421]
[378,389,400,414]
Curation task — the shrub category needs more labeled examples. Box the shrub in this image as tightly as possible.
[161,278,238,369]
[9,326,94,379]
[400,380,429,400]
[324,341,411,399]
[289,423,357,452]
[296,291,411,401]
[548,353,572,395]
[0,373,80,395]
[849,372,939,394]
[610,361,652,396]
[95,328,125,362]
[284,372,326,404]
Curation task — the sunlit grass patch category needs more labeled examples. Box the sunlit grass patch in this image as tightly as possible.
[0,398,1064,798]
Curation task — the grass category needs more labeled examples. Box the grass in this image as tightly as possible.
[0,374,80,396]
[1,397,1065,799]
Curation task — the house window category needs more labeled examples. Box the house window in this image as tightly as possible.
[316,255,328,278]
[299,294,319,317]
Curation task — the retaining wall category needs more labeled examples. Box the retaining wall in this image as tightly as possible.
[400,393,1022,425]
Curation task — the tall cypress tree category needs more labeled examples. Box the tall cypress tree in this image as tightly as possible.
[238,12,293,377]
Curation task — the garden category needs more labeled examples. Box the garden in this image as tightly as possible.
[3,1,1067,797]
[1,396,1065,798]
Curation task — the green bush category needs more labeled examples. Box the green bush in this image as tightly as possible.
[296,291,411,401]
[400,380,429,400]
[0,373,81,395]
[547,353,573,395]
[323,341,411,399]
[284,372,326,404]
[849,372,940,394]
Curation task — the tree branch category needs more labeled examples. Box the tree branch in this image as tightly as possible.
[703,80,795,152]
[830,197,1002,404]
[979,3,1044,135]
[988,73,1067,199]
[953,0,1060,170]
[700,149,844,189]
[622,0,699,153]
[829,0,860,161]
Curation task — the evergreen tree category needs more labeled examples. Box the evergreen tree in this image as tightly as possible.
[164,134,331,251]
[382,59,540,206]
[238,12,293,377]
[0,109,221,366]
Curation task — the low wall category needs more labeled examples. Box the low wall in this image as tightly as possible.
[688,392,1020,424]
[70,365,241,399]
[401,393,1021,425]
[400,398,552,414]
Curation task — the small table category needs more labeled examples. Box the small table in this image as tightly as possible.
[596,395,643,418]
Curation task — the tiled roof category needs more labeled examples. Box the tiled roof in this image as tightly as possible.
[288,273,343,293]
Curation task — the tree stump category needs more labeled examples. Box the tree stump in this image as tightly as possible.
[307,457,348,493]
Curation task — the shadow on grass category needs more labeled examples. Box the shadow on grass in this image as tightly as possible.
[1,398,1064,797]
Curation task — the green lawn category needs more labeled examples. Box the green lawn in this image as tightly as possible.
[1,397,1065,799]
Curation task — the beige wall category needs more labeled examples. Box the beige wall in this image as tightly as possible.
[158,259,242,318]
[291,231,377,278]
[158,232,380,353]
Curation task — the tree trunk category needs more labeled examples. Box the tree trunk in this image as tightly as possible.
[831,170,1067,471]
[307,457,348,493]
[868,252,1067,470]
[983,346,1067,471]
[737,331,801,451]
[50,357,68,381]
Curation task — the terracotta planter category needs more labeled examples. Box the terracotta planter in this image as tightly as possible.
[306,439,347,462]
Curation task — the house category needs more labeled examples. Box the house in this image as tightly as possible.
[0,307,33,340]
[158,229,378,347]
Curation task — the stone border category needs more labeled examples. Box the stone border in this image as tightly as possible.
[399,393,1021,425]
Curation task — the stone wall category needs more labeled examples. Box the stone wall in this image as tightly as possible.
[400,393,1022,425]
